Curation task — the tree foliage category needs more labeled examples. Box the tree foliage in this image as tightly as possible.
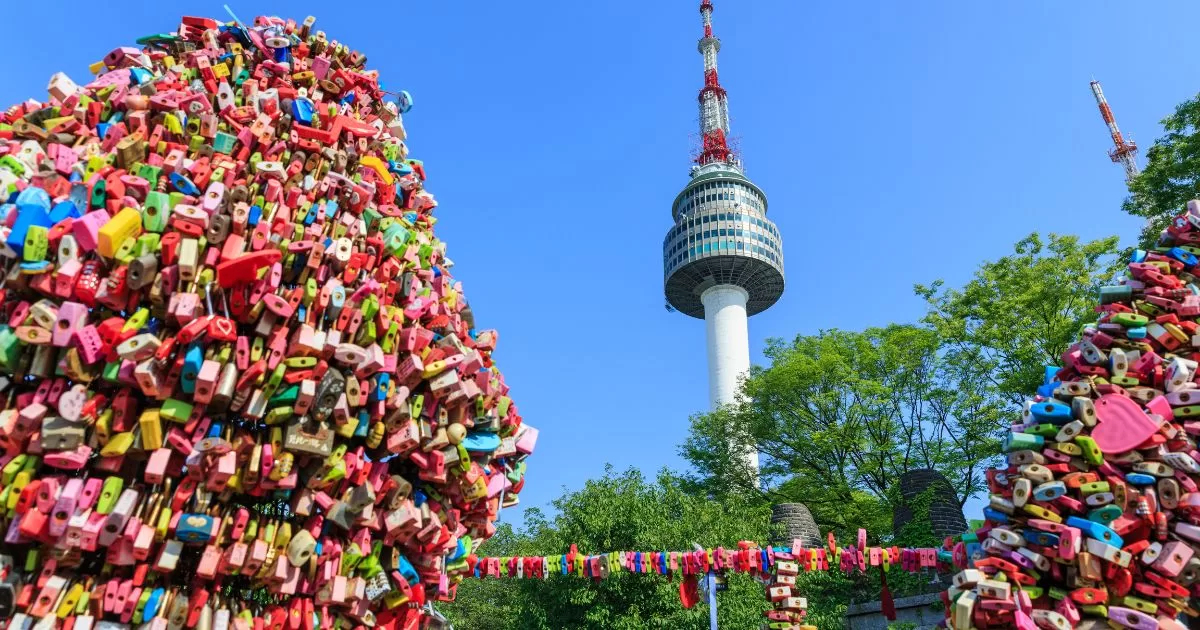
[680,324,1002,535]
[1124,94,1200,247]
[683,233,1120,536]
[442,467,773,629]
[915,233,1121,408]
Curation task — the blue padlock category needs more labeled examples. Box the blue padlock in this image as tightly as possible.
[170,172,200,196]
[1023,529,1059,547]
[5,201,50,257]
[1032,481,1067,501]
[180,344,203,395]
[1125,472,1156,486]
[1065,516,1123,548]
[463,432,501,453]
[49,200,81,224]
[396,90,414,114]
[982,507,1009,523]
[1169,247,1199,267]
[1029,400,1072,424]
[292,97,315,125]
[176,513,215,543]
[397,554,420,585]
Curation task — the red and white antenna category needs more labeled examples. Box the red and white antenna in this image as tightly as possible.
[696,0,735,167]
[1090,80,1140,183]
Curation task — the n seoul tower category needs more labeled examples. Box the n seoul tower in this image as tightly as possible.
[663,0,785,472]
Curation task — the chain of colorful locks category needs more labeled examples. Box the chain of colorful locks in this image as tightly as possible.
[465,534,956,629]
[0,13,537,630]
[945,203,1200,629]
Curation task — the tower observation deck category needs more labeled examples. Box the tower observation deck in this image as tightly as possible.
[663,1,785,426]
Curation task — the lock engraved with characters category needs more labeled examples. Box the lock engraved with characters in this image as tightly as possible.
[284,416,335,457]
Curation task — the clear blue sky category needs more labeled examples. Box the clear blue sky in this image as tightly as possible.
[6,1,1199,529]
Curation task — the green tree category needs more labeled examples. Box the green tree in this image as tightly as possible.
[1123,94,1200,246]
[680,324,1001,538]
[915,233,1121,408]
[443,467,773,629]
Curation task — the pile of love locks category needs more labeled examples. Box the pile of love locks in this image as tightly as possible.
[0,13,537,630]
[947,200,1200,629]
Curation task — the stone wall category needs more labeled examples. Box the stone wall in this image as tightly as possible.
[892,469,967,540]
[770,503,823,548]
[845,593,944,630]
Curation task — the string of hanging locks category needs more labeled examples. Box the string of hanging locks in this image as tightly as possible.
[464,532,953,580]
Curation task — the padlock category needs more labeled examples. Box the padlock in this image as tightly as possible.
[284,417,335,457]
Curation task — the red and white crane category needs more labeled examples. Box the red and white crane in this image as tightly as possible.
[1090,80,1140,183]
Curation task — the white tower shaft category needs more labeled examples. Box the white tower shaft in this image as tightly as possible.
[701,285,760,471]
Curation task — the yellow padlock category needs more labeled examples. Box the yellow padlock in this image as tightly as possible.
[97,207,143,259]
[139,410,163,451]
[100,431,135,457]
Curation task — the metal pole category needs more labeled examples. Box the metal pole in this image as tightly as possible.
[707,571,719,629]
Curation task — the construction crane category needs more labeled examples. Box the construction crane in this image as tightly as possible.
[1090,80,1140,184]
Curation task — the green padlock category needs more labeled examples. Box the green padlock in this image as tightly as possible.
[0,327,20,369]
[23,225,48,262]
[95,476,125,514]
[102,360,122,382]
[1074,435,1103,465]
[90,177,107,210]
[1110,312,1148,327]
[1088,504,1122,524]
[212,132,237,155]
[135,233,161,257]
[142,191,171,232]
[160,398,194,423]
[1174,405,1200,418]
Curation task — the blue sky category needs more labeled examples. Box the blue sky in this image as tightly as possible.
[5,1,1199,530]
